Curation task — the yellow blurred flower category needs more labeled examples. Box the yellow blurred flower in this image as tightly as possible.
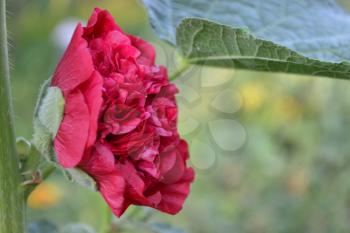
[273,96,303,121]
[28,182,62,209]
[240,83,266,111]
[287,168,309,196]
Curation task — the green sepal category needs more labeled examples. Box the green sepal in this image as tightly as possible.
[38,86,64,137]
[32,79,64,163]
[32,79,97,192]
[16,137,31,160]
[63,168,98,191]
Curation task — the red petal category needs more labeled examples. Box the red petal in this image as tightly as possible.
[80,143,115,174]
[52,24,94,92]
[159,141,186,184]
[118,45,141,59]
[84,8,122,39]
[116,161,148,203]
[54,89,90,168]
[80,144,128,217]
[97,172,126,217]
[130,35,156,65]
[105,31,131,46]
[178,139,190,160]
[80,71,103,147]
[162,153,185,184]
[156,168,195,214]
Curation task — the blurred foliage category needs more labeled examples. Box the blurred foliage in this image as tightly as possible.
[27,220,58,233]
[8,0,350,233]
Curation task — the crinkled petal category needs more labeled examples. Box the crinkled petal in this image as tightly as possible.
[138,161,159,178]
[52,24,94,92]
[159,148,185,184]
[54,89,90,168]
[105,31,131,46]
[118,44,141,59]
[117,161,149,204]
[130,35,156,65]
[80,143,115,174]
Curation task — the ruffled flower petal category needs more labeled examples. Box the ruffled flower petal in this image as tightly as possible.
[52,8,194,217]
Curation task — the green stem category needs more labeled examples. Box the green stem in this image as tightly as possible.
[99,203,112,233]
[0,0,25,232]
[23,163,56,199]
[169,61,191,81]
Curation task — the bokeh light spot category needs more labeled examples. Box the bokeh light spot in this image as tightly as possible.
[190,139,216,170]
[211,89,242,114]
[209,119,246,151]
[200,68,233,88]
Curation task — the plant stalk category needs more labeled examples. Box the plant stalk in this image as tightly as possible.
[0,0,25,232]
[99,203,112,233]
[170,61,190,81]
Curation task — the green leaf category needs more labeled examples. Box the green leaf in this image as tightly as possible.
[142,0,350,79]
[28,220,58,233]
[60,224,96,233]
[177,18,350,79]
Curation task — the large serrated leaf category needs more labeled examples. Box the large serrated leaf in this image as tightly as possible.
[142,0,350,79]
[177,18,350,79]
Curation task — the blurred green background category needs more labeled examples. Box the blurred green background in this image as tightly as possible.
[8,0,350,232]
